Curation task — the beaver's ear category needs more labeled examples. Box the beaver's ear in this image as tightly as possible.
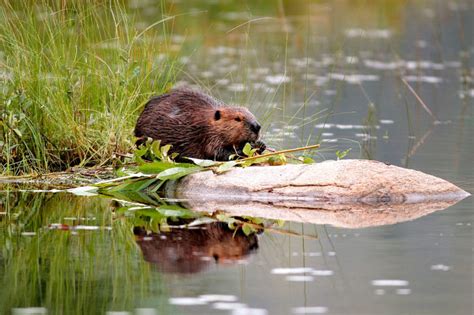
[214,110,221,120]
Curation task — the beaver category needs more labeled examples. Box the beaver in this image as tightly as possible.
[134,222,259,274]
[134,88,265,161]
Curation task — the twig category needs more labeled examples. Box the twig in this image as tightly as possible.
[234,220,318,239]
[239,144,320,162]
[264,227,318,239]
[114,152,133,158]
[401,78,438,121]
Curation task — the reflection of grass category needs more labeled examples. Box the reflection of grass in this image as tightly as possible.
[0,192,168,314]
[0,1,179,175]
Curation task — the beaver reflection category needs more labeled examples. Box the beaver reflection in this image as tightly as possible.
[134,222,259,274]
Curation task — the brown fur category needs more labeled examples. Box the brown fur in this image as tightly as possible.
[134,222,259,274]
[134,88,264,160]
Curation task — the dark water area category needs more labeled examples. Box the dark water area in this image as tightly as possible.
[1,0,473,314]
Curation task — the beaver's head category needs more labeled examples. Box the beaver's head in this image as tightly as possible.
[212,107,261,145]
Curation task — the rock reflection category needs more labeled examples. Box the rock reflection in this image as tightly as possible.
[134,222,259,273]
[180,200,465,229]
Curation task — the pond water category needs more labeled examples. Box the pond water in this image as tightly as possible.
[1,0,473,314]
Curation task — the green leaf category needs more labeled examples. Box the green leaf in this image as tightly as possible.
[216,161,237,173]
[244,217,263,225]
[157,166,202,180]
[115,167,129,177]
[135,208,166,219]
[242,223,255,236]
[242,142,253,156]
[151,140,163,159]
[132,178,160,191]
[268,154,287,166]
[216,214,230,222]
[67,186,98,196]
[150,180,166,193]
[300,156,315,164]
[161,144,172,157]
[336,148,352,160]
[133,147,148,165]
[13,128,22,138]
[138,161,176,174]
[186,157,221,167]
[108,178,159,192]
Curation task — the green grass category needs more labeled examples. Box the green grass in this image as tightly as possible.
[0,0,180,175]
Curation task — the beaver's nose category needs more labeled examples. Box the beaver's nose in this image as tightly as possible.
[250,122,261,134]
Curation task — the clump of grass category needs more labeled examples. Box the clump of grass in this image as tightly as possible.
[0,1,180,175]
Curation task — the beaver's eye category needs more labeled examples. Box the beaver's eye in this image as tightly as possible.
[235,117,242,122]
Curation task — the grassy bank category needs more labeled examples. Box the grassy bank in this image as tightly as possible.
[0,0,179,175]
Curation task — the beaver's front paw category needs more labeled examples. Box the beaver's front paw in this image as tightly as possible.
[252,140,267,154]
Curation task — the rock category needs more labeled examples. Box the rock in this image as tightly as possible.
[175,159,469,204]
[169,160,470,228]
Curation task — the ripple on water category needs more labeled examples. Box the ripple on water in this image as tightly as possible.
[169,297,207,306]
[227,83,247,92]
[265,75,291,85]
[169,294,267,314]
[403,75,443,84]
[213,303,247,310]
[310,270,334,276]
[321,139,338,143]
[290,57,315,68]
[315,123,380,130]
[292,306,328,314]
[271,267,313,274]
[285,275,315,282]
[345,56,359,64]
[197,295,237,302]
[363,59,445,70]
[430,264,451,271]
[231,308,268,315]
[216,79,230,85]
[344,28,392,39]
[405,60,444,70]
[12,308,48,315]
[396,288,412,295]
[364,60,402,70]
[200,71,214,78]
[459,89,474,98]
[329,73,380,84]
[209,46,238,55]
[371,279,409,286]
[135,308,157,315]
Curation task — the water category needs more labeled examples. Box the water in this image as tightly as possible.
[1,0,473,314]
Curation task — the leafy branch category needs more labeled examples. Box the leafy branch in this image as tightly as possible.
[85,140,320,194]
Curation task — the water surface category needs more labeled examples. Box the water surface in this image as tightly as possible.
[1,0,473,314]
